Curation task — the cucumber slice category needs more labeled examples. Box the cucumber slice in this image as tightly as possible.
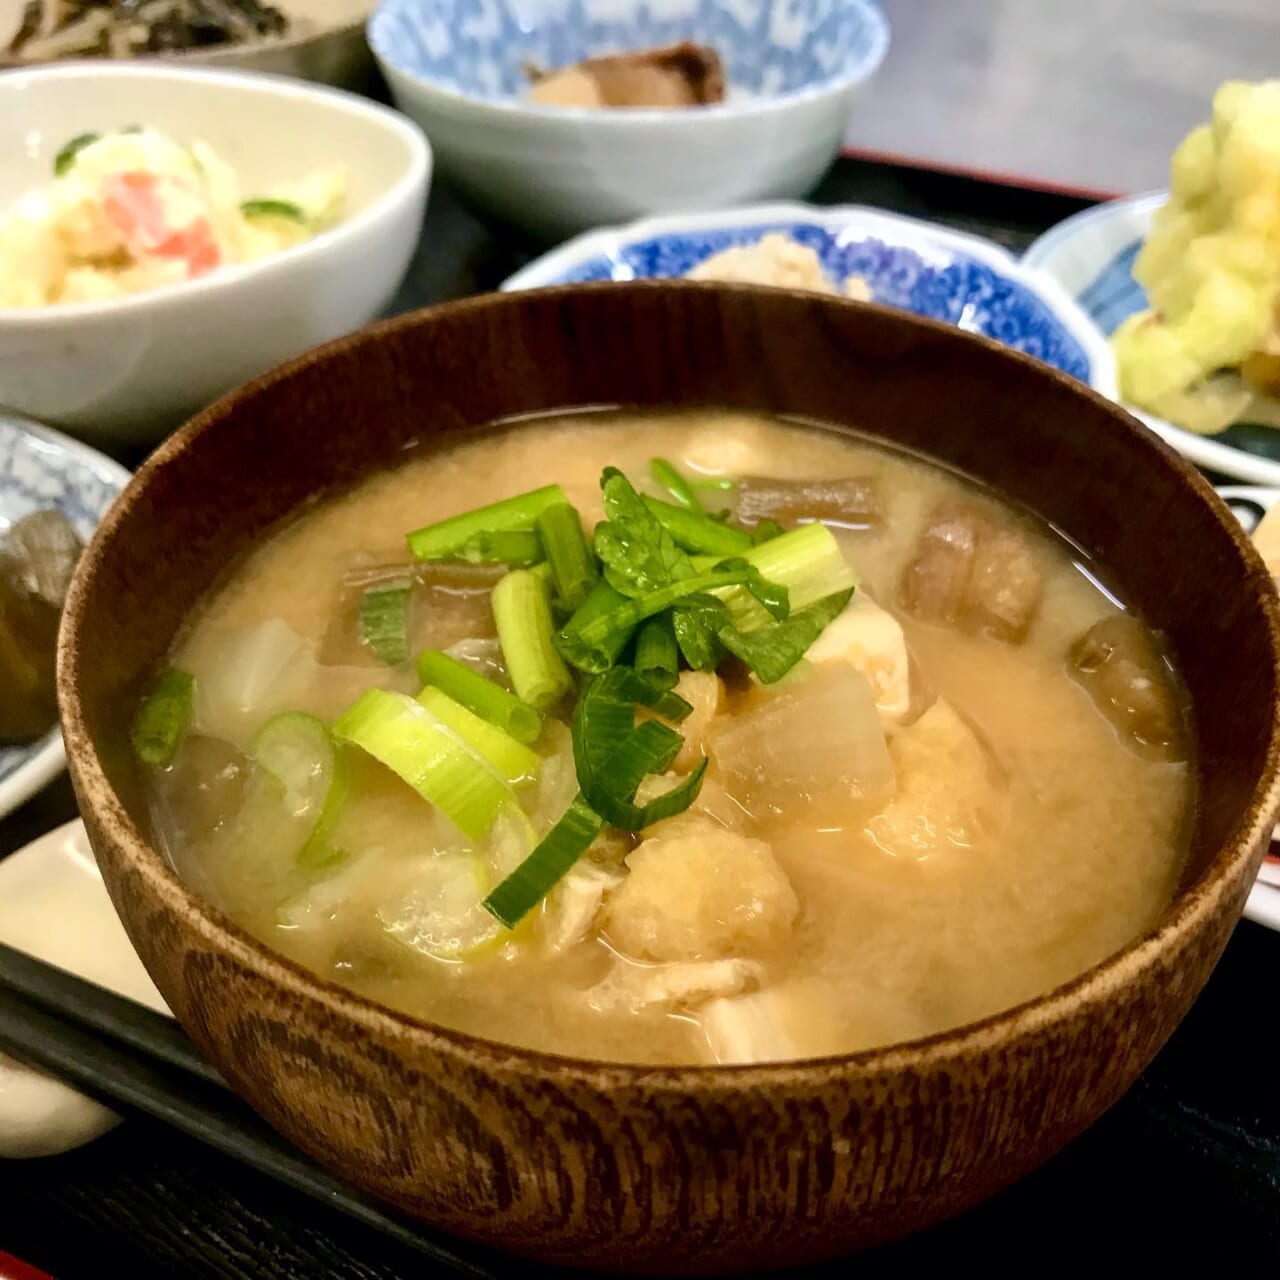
[240,198,307,222]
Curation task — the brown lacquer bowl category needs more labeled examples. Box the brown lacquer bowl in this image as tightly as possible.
[58,284,1280,1274]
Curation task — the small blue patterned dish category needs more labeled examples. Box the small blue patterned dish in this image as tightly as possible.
[0,412,129,819]
[1024,194,1280,487]
[504,203,1112,389]
[369,0,890,240]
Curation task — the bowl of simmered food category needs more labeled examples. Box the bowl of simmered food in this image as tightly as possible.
[58,283,1280,1271]
[368,0,890,240]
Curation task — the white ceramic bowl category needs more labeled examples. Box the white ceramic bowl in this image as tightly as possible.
[369,0,889,242]
[0,63,430,446]
[0,0,377,91]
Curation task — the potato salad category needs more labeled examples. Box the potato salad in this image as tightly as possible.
[0,127,345,307]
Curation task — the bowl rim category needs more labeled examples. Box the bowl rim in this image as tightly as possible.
[500,200,1117,398]
[0,61,430,326]
[58,281,1280,1088]
[368,0,889,125]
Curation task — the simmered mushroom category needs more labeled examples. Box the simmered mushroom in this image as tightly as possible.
[898,503,1043,643]
[1069,614,1186,759]
[0,509,82,742]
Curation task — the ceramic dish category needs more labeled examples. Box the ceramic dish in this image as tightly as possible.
[0,0,376,91]
[0,64,429,446]
[370,0,889,241]
[1023,192,1280,487]
[1218,482,1280,932]
[0,411,128,820]
[504,203,1113,390]
[59,283,1280,1271]
[0,820,168,1159]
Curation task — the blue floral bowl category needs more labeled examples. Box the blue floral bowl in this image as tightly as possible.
[369,0,890,239]
[0,412,129,818]
[505,203,1111,387]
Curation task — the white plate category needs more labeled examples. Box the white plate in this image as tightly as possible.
[503,202,1115,396]
[1217,483,1280,932]
[0,819,170,1158]
[1024,194,1280,487]
[0,412,129,820]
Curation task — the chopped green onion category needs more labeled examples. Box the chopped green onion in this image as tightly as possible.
[571,672,701,830]
[483,795,604,928]
[709,522,857,630]
[536,503,597,611]
[492,568,574,711]
[452,529,544,567]
[673,595,730,670]
[720,588,855,684]
[333,689,512,839]
[252,712,346,869]
[241,198,307,222]
[649,458,700,510]
[417,685,539,786]
[358,578,411,665]
[132,668,195,767]
[54,133,99,176]
[407,485,567,560]
[634,614,679,690]
[554,578,635,673]
[416,648,543,744]
[556,565,756,673]
[642,495,753,556]
[694,477,737,493]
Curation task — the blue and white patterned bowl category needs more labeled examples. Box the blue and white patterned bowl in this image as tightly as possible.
[0,412,129,819]
[1024,193,1280,487]
[504,203,1111,388]
[369,0,889,240]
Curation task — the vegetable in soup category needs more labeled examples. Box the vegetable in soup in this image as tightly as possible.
[140,412,1194,1066]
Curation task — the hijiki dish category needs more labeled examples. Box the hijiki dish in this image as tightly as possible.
[133,413,1192,1066]
[0,126,345,306]
[5,0,287,61]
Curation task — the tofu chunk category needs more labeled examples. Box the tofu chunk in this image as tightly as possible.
[587,959,762,1015]
[541,863,625,952]
[700,979,845,1064]
[804,593,911,722]
[866,699,1003,860]
[604,818,799,962]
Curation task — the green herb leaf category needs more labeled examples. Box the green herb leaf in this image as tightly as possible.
[54,133,99,176]
[594,467,694,598]
[672,594,731,670]
[719,588,855,684]
[711,556,790,620]
[132,668,195,767]
[556,565,757,673]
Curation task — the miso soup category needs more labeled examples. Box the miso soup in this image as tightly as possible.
[137,412,1194,1065]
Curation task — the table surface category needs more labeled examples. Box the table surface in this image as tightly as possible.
[2,159,1279,1277]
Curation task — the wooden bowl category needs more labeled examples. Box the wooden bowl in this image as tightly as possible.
[58,284,1280,1273]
